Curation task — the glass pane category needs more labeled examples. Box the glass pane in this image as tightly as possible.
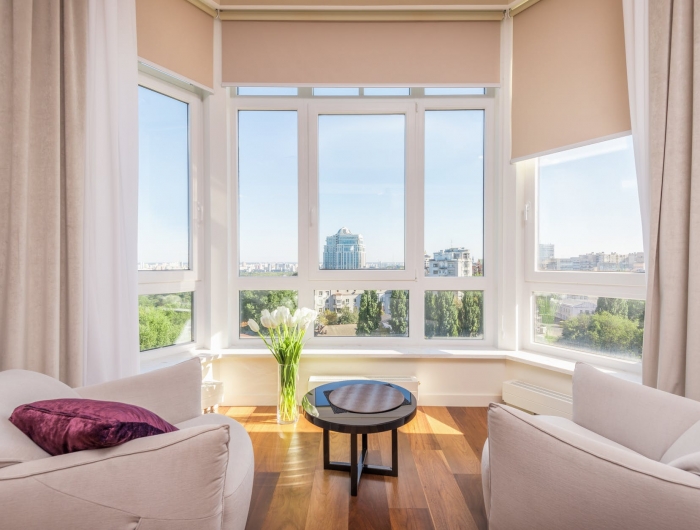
[238,111,298,276]
[314,87,360,96]
[314,290,409,337]
[138,87,189,270]
[318,114,405,270]
[538,136,644,272]
[364,88,410,96]
[139,292,193,351]
[424,291,483,339]
[425,88,485,96]
[533,293,644,360]
[237,87,298,96]
[239,290,299,339]
[425,110,484,276]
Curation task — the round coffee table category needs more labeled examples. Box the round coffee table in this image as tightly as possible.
[302,380,417,496]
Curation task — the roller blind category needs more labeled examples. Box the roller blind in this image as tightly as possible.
[511,0,630,161]
[221,20,501,86]
[136,0,214,90]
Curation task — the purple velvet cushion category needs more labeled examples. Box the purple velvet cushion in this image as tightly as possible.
[9,398,178,456]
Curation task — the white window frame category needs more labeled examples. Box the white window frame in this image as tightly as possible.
[138,72,205,360]
[519,156,646,373]
[230,92,496,350]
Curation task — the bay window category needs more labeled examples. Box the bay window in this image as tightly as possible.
[137,73,204,356]
[232,89,494,348]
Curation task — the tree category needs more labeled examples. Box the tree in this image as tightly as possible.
[424,292,437,337]
[435,291,459,337]
[389,290,409,335]
[561,311,643,359]
[596,297,629,317]
[357,290,381,336]
[627,299,646,325]
[536,295,555,325]
[459,291,483,337]
[338,307,358,325]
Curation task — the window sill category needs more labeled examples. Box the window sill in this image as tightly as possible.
[140,346,642,385]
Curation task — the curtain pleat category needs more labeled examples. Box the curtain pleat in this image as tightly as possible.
[644,0,700,400]
[0,1,87,386]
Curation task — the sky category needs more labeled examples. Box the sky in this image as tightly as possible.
[138,87,190,265]
[538,135,643,258]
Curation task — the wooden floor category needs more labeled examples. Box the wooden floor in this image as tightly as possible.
[220,406,489,530]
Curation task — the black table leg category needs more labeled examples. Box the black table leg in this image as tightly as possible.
[323,428,400,496]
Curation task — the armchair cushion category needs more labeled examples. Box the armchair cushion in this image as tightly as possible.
[661,419,700,464]
[10,398,178,456]
[0,370,79,468]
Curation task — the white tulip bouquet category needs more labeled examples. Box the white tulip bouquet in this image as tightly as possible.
[247,306,318,424]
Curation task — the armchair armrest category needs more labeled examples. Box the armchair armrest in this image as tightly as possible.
[75,357,202,424]
[486,403,700,530]
[0,424,230,530]
[572,363,700,460]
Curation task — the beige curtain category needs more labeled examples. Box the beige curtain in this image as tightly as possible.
[644,0,700,399]
[0,1,87,386]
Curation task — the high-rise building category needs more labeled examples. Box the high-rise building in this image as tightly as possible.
[539,243,555,265]
[322,227,366,269]
[427,248,473,277]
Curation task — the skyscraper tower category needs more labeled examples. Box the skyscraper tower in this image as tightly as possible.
[323,227,366,269]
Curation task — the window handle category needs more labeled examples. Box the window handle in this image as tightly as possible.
[524,202,530,222]
[309,207,316,227]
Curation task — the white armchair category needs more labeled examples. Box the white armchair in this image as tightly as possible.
[482,363,700,529]
[0,358,254,530]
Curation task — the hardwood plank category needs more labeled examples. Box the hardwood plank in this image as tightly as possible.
[423,407,480,474]
[305,470,350,530]
[413,450,478,530]
[262,432,321,529]
[245,472,279,530]
[382,431,429,510]
[447,407,488,461]
[390,508,435,530]
[224,406,256,425]
[400,407,441,451]
[455,474,488,530]
[349,474,391,530]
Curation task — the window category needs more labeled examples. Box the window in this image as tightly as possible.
[533,293,644,360]
[239,290,298,339]
[425,88,486,96]
[232,88,493,348]
[318,114,405,271]
[314,87,360,96]
[425,291,483,339]
[523,135,645,366]
[237,87,298,96]
[139,293,193,351]
[315,290,409,337]
[138,73,203,356]
[238,111,298,276]
[537,136,643,273]
[138,86,190,271]
[424,110,484,277]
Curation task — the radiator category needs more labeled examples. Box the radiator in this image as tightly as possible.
[308,375,420,402]
[502,380,573,419]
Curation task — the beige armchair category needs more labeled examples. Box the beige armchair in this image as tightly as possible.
[0,358,254,530]
[482,363,700,529]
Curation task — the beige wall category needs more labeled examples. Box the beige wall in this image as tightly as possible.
[511,0,631,161]
[136,0,214,89]
[222,20,501,85]
[213,356,506,406]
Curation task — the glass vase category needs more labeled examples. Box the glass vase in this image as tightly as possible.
[277,362,299,424]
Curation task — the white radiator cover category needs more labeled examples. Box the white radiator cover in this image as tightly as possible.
[502,380,573,419]
[308,376,420,402]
